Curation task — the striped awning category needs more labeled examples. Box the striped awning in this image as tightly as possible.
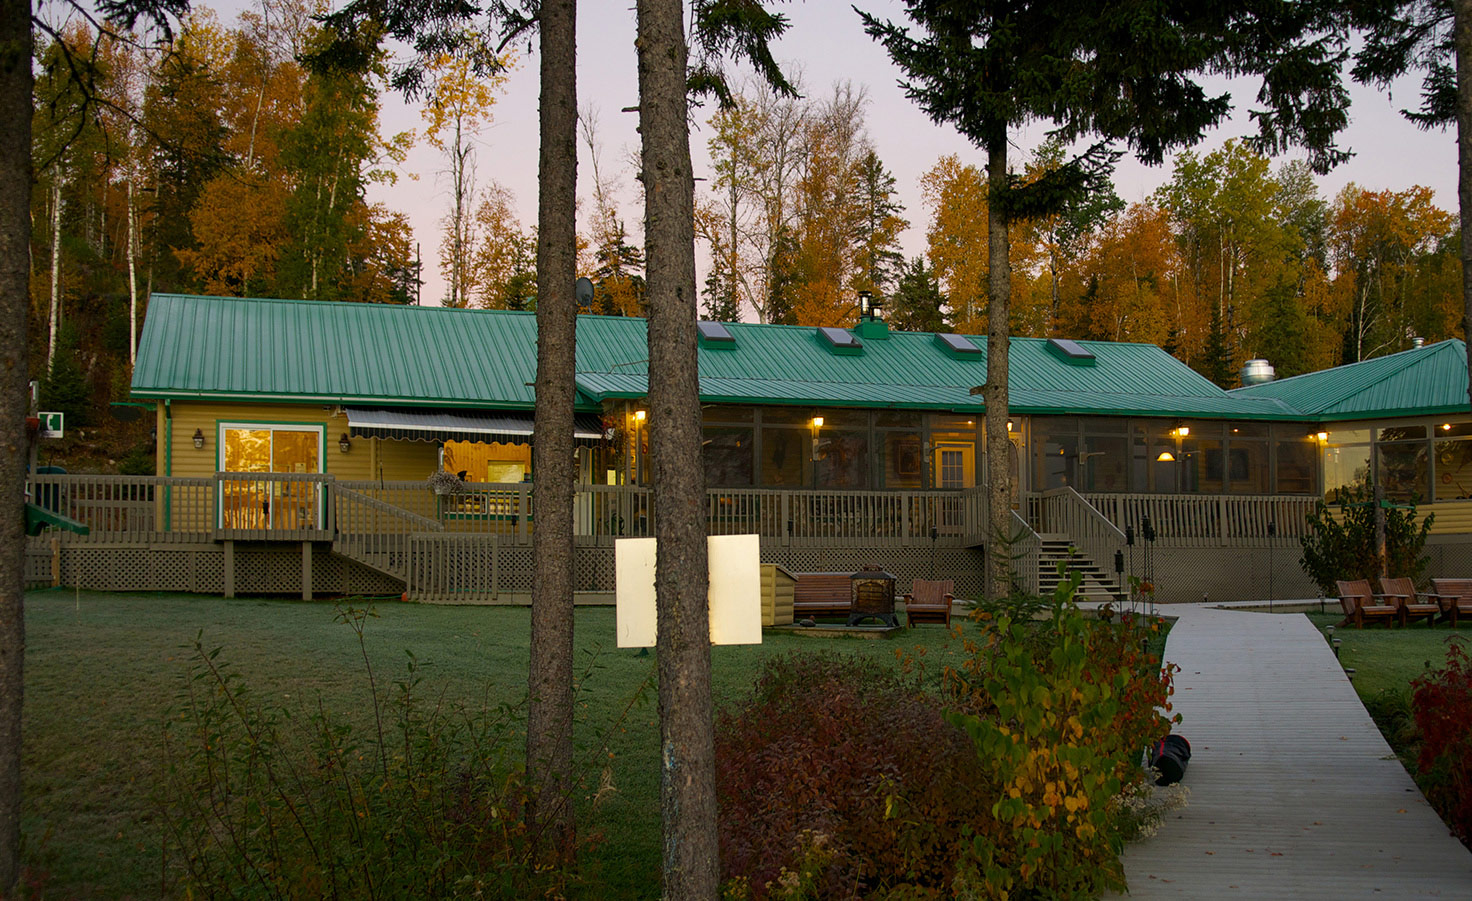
[345,407,606,446]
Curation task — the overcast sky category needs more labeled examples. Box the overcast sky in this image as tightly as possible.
[215,3,1464,310]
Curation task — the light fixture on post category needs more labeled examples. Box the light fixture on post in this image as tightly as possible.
[192,428,205,450]
[810,416,826,461]
[339,433,351,454]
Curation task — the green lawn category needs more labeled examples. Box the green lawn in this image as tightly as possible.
[1303,611,1472,698]
[20,590,978,899]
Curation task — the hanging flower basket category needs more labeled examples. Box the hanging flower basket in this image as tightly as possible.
[427,469,466,496]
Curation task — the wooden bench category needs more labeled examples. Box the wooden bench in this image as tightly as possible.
[792,572,853,620]
[1430,578,1472,627]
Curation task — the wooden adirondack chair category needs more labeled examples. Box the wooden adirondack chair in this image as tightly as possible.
[1336,579,1400,628]
[1430,578,1472,627]
[1379,577,1440,627]
[904,579,955,627]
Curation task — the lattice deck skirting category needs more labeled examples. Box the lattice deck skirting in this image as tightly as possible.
[24,535,1472,605]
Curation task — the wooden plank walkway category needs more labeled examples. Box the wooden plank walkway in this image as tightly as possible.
[1108,606,1472,898]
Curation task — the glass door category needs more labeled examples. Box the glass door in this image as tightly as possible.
[219,424,323,530]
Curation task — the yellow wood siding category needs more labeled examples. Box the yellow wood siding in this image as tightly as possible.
[1428,500,1472,534]
[162,401,437,481]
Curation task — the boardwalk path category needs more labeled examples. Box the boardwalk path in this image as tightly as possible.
[1108,606,1472,899]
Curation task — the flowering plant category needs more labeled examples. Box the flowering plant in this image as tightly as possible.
[426,469,465,495]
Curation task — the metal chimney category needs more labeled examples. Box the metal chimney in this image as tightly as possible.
[1240,359,1276,387]
[1412,336,1425,349]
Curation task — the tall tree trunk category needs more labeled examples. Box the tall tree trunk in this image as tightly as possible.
[0,0,31,890]
[126,178,138,366]
[48,178,61,371]
[983,137,1012,601]
[636,0,718,897]
[1455,0,1472,409]
[527,0,578,861]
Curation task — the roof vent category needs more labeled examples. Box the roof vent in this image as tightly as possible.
[1412,336,1425,349]
[935,332,983,358]
[1045,337,1096,366]
[697,320,736,349]
[817,326,864,355]
[1240,359,1276,387]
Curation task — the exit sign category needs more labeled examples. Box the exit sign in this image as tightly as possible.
[38,412,63,439]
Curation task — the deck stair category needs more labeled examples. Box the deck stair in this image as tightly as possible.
[1037,535,1123,602]
[331,487,441,583]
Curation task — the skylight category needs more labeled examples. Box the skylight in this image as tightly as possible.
[1046,337,1096,366]
[697,320,736,348]
[936,333,983,357]
[817,326,863,354]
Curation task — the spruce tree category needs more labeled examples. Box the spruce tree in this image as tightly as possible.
[862,0,1353,599]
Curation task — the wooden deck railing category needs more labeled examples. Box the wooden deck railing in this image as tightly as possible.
[333,487,443,579]
[214,472,333,541]
[1029,487,1127,576]
[25,473,1326,555]
[1008,510,1041,596]
[1079,493,1318,547]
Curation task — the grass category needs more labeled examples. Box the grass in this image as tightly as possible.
[20,589,981,899]
[1303,611,1472,698]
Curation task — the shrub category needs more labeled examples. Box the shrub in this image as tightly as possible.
[1411,638,1472,847]
[161,605,582,899]
[943,582,1178,899]
[715,652,996,899]
[1299,480,1433,595]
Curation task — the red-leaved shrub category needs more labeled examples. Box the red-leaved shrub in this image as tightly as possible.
[1412,637,1472,846]
[715,652,996,899]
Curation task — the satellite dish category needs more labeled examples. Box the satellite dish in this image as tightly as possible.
[575,277,595,309]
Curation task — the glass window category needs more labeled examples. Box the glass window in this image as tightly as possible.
[818,409,868,428]
[932,414,980,432]
[1379,441,1429,502]
[875,411,922,428]
[1274,438,1317,495]
[1324,427,1372,445]
[702,427,754,488]
[760,427,806,487]
[1380,424,1426,442]
[443,441,531,483]
[1080,434,1128,492]
[1435,421,1472,438]
[1436,437,1472,500]
[1227,440,1269,494]
[1324,444,1371,503]
[1229,423,1268,439]
[702,405,753,423]
[880,431,924,489]
[1037,429,1079,490]
[815,430,869,489]
[761,407,813,425]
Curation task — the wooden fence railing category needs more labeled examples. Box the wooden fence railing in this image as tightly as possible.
[1029,487,1127,576]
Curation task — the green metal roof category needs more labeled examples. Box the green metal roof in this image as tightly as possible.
[1230,339,1470,421]
[132,293,1307,420]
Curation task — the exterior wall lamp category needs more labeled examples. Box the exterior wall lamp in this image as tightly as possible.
[192,428,205,449]
[810,416,827,461]
[339,433,351,453]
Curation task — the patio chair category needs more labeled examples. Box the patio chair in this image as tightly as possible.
[1379,577,1440,627]
[1335,579,1400,629]
[904,579,955,627]
[1429,578,1472,627]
